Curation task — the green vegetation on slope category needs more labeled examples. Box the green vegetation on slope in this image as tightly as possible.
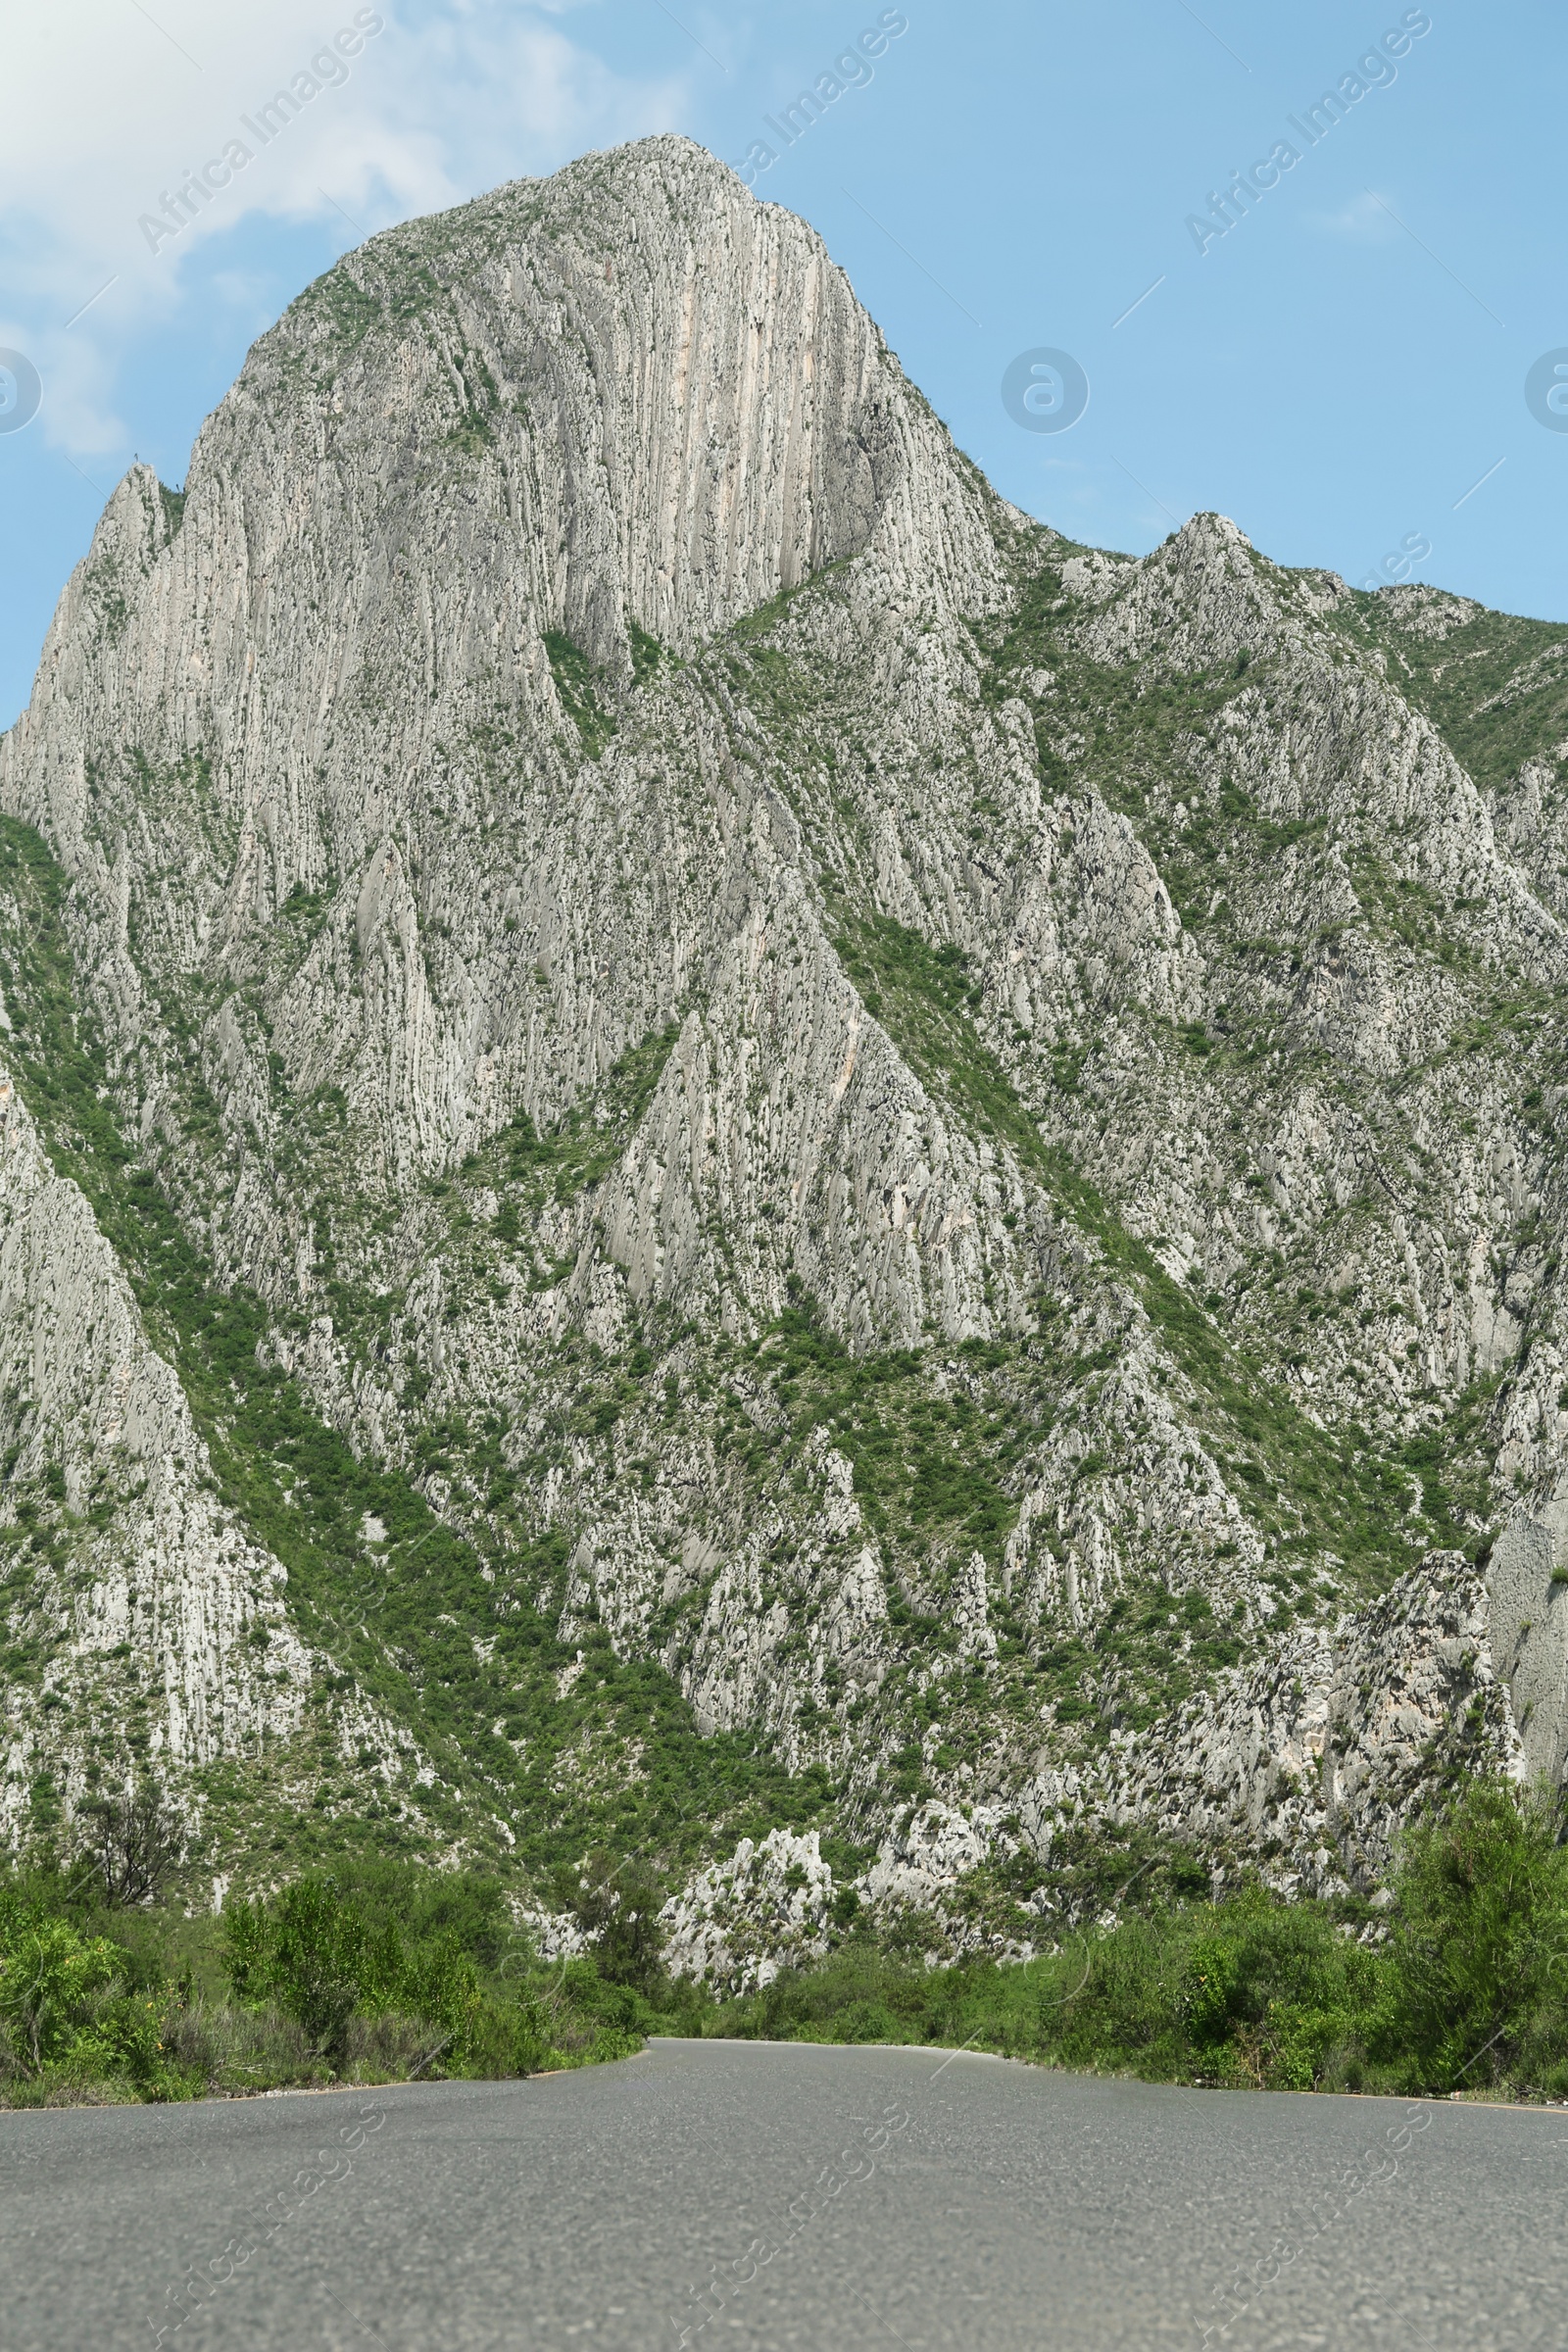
[471,1022,678,1215]
[835,905,1490,1594]
[0,816,833,1886]
[544,629,615,760]
[1344,591,1568,792]
[711,1777,1568,2101]
[976,560,1249,819]
[747,1288,1025,1559]
[0,1850,648,2107]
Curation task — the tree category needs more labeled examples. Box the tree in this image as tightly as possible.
[85,1783,184,1906]
[570,1857,666,1998]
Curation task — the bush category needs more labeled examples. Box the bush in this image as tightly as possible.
[220,1867,628,2082]
[707,1778,1568,2102]
[224,1877,377,2066]
[1378,1777,1568,2094]
[0,1853,653,2105]
[1051,1889,1384,2089]
[223,1874,489,2069]
[0,1894,126,2078]
[711,1891,1388,2089]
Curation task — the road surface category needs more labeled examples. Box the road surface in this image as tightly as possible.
[4,2037,1564,2347]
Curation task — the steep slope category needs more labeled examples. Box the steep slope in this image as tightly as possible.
[2,135,1565,1947]
[0,969,313,1863]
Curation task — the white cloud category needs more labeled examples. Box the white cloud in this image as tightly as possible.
[0,0,691,455]
[1307,189,1403,241]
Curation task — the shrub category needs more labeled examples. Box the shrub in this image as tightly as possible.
[0,1891,129,2080]
[224,1877,376,2065]
[394,1932,482,2066]
[0,1854,652,2103]
[1377,1776,1568,2094]
[222,1868,576,2080]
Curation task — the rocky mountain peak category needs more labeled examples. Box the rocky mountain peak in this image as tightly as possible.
[3,142,1567,1962]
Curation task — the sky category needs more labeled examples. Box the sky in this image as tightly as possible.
[0,0,1563,726]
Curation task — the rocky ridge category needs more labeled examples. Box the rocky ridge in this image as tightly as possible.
[3,136,1568,1963]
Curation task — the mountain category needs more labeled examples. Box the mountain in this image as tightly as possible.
[3,134,1566,1968]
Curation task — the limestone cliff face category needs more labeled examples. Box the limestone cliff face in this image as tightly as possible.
[0,1062,312,1847]
[1084,1554,1522,1897]
[0,134,1007,1357]
[3,134,1567,1942]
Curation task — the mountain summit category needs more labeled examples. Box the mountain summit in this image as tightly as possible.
[3,136,1566,1968]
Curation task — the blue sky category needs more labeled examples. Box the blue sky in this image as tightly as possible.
[1,0,1563,725]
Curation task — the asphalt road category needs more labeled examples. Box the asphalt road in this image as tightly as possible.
[4,2038,1565,2349]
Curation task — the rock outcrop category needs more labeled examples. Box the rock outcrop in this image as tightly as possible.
[0,1059,313,1846]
